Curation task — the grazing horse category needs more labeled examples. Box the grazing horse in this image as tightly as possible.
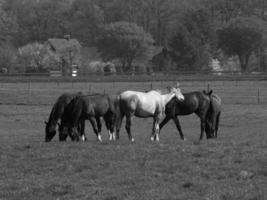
[59,94,116,142]
[115,84,184,142]
[159,90,213,140]
[204,91,222,138]
[45,92,83,142]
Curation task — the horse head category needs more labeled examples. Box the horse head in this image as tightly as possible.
[45,121,57,142]
[167,82,184,101]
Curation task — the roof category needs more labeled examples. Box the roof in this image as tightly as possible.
[46,38,81,53]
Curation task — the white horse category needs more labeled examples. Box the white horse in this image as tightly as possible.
[115,84,184,142]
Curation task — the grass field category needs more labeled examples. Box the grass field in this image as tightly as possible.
[0,80,267,200]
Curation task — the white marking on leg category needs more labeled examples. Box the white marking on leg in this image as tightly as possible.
[112,132,116,141]
[151,136,155,141]
[108,130,113,141]
[156,133,159,141]
[131,138,135,143]
[97,134,102,142]
[81,135,86,142]
[155,123,160,141]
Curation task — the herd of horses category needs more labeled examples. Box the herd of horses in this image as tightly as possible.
[45,83,222,143]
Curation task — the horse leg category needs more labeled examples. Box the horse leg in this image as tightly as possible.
[215,112,221,138]
[115,113,125,140]
[199,118,205,140]
[96,117,102,141]
[125,114,134,142]
[151,119,156,141]
[173,116,186,140]
[89,117,102,142]
[79,120,86,141]
[68,126,80,141]
[59,131,68,141]
[159,116,171,134]
[104,114,113,141]
[155,119,160,142]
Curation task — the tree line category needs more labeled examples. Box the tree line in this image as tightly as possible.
[0,0,267,73]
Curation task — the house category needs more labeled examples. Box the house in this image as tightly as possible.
[44,36,82,74]
[151,46,175,72]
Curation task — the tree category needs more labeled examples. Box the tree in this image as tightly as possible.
[217,17,267,71]
[0,43,17,72]
[96,21,154,73]
[68,0,104,46]
[17,42,62,72]
[0,0,18,44]
[2,0,71,46]
[169,8,215,70]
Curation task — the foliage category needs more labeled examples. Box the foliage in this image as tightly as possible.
[68,0,104,46]
[0,43,17,72]
[96,21,154,72]
[17,42,61,72]
[217,17,267,71]
[1,0,267,72]
[169,8,215,70]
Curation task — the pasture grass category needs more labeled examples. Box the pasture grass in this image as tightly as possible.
[0,102,266,200]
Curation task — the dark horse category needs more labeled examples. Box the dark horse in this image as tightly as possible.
[45,92,83,142]
[59,94,117,142]
[204,91,222,138]
[159,90,213,140]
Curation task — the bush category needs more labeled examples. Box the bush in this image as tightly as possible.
[0,44,17,73]
[17,42,61,73]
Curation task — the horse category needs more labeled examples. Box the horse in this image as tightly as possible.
[204,91,222,138]
[59,94,117,142]
[45,92,83,142]
[115,84,184,142]
[159,90,213,140]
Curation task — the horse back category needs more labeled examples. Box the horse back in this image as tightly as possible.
[79,94,111,117]
[168,91,209,116]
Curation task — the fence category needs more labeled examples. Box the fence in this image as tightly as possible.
[0,72,267,105]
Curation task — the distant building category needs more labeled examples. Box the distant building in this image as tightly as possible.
[151,46,174,72]
[44,36,81,75]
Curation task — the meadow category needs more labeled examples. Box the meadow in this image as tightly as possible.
[0,79,266,200]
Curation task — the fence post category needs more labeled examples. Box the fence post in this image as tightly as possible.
[207,83,210,92]
[28,77,31,104]
[257,88,260,104]
[150,83,153,90]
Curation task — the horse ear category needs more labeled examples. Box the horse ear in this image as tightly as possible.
[208,90,213,95]
[175,82,180,88]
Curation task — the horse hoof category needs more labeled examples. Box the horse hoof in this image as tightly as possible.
[131,138,135,143]
[150,136,155,141]
[183,138,187,141]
